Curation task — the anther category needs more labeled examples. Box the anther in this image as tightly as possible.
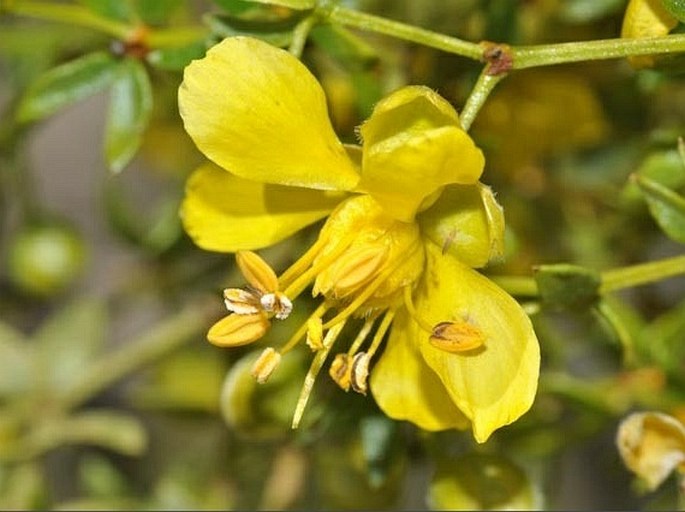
[207,312,270,347]
[236,251,279,293]
[260,292,293,320]
[430,319,486,353]
[350,352,370,395]
[223,288,261,315]
[305,317,324,351]
[329,353,352,391]
[251,347,281,384]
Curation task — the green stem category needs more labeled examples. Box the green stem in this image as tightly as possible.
[514,35,685,69]
[459,69,505,131]
[493,254,685,298]
[58,297,219,411]
[147,26,208,48]
[4,0,131,39]
[601,254,685,293]
[324,4,483,61]
[289,15,318,58]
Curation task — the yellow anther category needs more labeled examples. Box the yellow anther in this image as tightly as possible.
[430,319,486,353]
[207,312,270,347]
[305,317,324,351]
[236,250,279,293]
[251,347,282,384]
[350,352,370,395]
[315,245,388,299]
[329,353,352,391]
[223,288,261,315]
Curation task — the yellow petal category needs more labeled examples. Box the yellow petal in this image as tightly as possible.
[416,241,540,443]
[617,411,685,491]
[181,163,345,252]
[621,0,678,68]
[179,36,359,191]
[358,86,484,222]
[370,308,470,431]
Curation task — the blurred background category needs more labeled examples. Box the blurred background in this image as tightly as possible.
[1,0,685,509]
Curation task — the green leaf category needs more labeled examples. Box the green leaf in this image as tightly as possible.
[78,0,134,21]
[135,0,185,24]
[0,463,45,510]
[594,297,645,365]
[640,297,685,380]
[146,41,207,71]
[17,52,119,123]
[559,0,626,23]
[309,24,378,69]
[32,410,147,456]
[634,173,685,244]
[33,298,107,398]
[661,0,685,22]
[0,322,31,398]
[534,263,601,309]
[212,0,260,14]
[104,59,153,173]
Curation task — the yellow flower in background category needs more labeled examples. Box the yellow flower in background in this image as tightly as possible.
[179,36,540,443]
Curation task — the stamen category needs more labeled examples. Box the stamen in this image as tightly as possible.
[402,286,435,334]
[207,312,270,347]
[278,236,327,289]
[260,292,293,320]
[236,251,279,293]
[251,347,281,384]
[223,288,261,315]
[322,257,401,330]
[282,230,359,300]
[292,321,346,429]
[347,318,376,356]
[430,319,486,353]
[350,352,370,395]
[329,353,352,391]
[279,303,328,355]
[366,309,396,359]
[305,317,324,351]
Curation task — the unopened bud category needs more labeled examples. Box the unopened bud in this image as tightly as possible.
[251,347,282,384]
[207,312,270,347]
[430,319,486,353]
[329,353,352,391]
[350,352,370,395]
[236,251,279,294]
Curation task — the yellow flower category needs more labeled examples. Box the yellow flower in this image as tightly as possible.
[179,36,540,443]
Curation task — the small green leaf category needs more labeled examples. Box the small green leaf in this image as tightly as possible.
[534,263,601,309]
[634,173,685,244]
[17,52,119,123]
[661,0,685,21]
[33,298,107,398]
[212,0,260,14]
[595,297,645,365]
[135,0,185,24]
[640,297,685,380]
[104,59,153,173]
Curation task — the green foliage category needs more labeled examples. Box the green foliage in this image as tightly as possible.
[661,0,685,22]
[534,264,602,309]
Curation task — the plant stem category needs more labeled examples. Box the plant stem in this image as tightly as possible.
[289,15,318,58]
[58,297,219,411]
[514,35,685,69]
[490,275,539,297]
[324,4,483,61]
[460,69,505,131]
[601,254,685,293]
